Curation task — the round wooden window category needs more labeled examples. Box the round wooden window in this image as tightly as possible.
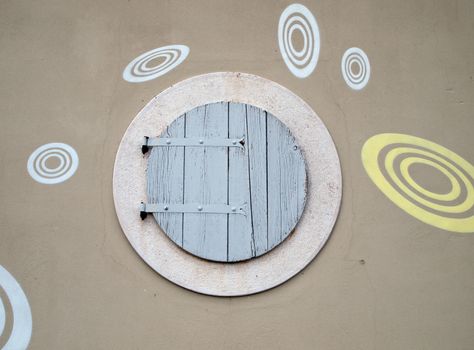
[143,102,307,262]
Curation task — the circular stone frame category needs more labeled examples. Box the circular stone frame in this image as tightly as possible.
[113,72,342,296]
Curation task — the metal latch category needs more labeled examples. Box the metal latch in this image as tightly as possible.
[142,136,245,154]
[140,202,247,220]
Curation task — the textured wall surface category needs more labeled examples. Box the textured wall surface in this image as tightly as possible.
[0,0,473,349]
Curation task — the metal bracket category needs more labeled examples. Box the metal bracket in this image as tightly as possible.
[142,136,245,154]
[140,202,246,219]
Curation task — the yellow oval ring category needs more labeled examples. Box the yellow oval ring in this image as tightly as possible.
[362,133,474,233]
[385,147,474,213]
[400,157,461,202]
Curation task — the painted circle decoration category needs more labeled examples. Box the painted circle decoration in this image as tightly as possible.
[27,143,79,184]
[113,72,342,296]
[362,133,474,233]
[278,3,320,78]
[341,47,371,90]
[0,265,32,350]
[122,45,189,83]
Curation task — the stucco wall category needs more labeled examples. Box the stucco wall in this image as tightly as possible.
[0,0,473,349]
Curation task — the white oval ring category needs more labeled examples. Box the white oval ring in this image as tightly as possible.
[284,16,313,65]
[27,143,78,184]
[346,54,366,83]
[278,4,320,78]
[123,45,189,83]
[39,152,66,174]
[0,297,5,338]
[0,265,32,350]
[341,47,371,90]
[34,149,70,178]
[135,51,174,74]
[288,23,308,58]
[345,54,366,83]
[348,57,364,80]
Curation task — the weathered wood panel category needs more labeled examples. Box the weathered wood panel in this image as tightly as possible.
[297,142,307,220]
[183,103,228,261]
[228,102,253,261]
[267,113,306,248]
[147,115,184,245]
[267,114,283,249]
[245,105,268,255]
[147,102,307,262]
[278,115,301,236]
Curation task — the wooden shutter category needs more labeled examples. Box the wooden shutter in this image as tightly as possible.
[144,102,307,262]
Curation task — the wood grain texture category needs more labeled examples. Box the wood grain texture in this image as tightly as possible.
[228,102,253,261]
[147,115,185,245]
[245,105,268,256]
[147,102,307,262]
[183,102,228,261]
[267,115,281,249]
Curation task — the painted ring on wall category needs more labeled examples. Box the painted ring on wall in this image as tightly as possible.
[0,297,5,338]
[284,16,313,66]
[341,47,370,90]
[288,23,308,58]
[27,143,78,184]
[35,150,70,178]
[278,4,320,78]
[113,72,342,296]
[0,265,32,350]
[362,133,474,233]
[39,152,66,174]
[122,45,189,83]
[400,157,461,202]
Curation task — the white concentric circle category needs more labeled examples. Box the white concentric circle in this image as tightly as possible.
[27,143,78,184]
[288,23,308,58]
[278,4,320,78]
[341,47,371,90]
[0,265,32,350]
[122,45,190,83]
[39,152,65,174]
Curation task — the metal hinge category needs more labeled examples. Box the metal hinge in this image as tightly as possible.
[142,136,245,154]
[140,202,247,219]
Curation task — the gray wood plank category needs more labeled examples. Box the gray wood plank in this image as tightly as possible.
[183,102,228,261]
[245,105,268,255]
[228,102,253,261]
[297,144,307,220]
[267,114,283,249]
[278,116,301,237]
[267,113,306,246]
[147,115,185,246]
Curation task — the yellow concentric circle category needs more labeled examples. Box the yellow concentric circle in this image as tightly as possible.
[362,133,474,233]
[399,157,461,202]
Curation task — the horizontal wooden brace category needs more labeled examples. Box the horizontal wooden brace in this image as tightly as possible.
[140,202,246,219]
[142,136,244,153]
